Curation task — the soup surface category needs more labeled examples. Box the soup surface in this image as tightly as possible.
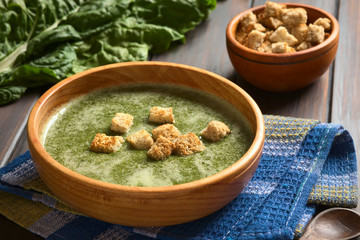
[42,83,253,187]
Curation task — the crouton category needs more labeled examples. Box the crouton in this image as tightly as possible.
[246,23,266,33]
[296,41,313,51]
[271,42,296,53]
[258,41,272,53]
[245,30,266,50]
[200,121,231,142]
[235,29,248,44]
[147,136,175,160]
[269,26,298,46]
[152,124,181,141]
[307,24,325,44]
[126,130,154,150]
[148,107,174,124]
[290,23,308,43]
[90,133,124,153]
[241,12,257,31]
[262,17,284,30]
[281,8,307,27]
[264,30,274,41]
[174,133,205,156]
[264,1,285,18]
[314,17,331,31]
[110,113,133,134]
[235,2,332,53]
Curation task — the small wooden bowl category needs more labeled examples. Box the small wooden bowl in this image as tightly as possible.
[27,62,265,227]
[226,3,339,92]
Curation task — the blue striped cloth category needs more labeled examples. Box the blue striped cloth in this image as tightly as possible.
[0,115,357,239]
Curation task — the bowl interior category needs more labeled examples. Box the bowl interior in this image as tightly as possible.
[227,3,340,61]
[27,61,265,226]
[31,61,264,190]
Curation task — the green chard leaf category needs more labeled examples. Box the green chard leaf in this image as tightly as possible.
[0,0,216,105]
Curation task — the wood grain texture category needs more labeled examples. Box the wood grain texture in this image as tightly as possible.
[27,62,265,227]
[0,89,41,167]
[241,0,338,121]
[332,0,360,210]
[226,3,339,92]
[152,0,251,81]
[1,0,360,237]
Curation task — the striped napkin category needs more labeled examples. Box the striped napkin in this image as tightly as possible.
[0,115,357,240]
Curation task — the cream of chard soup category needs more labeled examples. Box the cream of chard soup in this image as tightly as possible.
[42,83,253,187]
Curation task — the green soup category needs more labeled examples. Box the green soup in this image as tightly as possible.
[42,83,253,187]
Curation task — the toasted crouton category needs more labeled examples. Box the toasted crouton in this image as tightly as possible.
[258,41,272,53]
[269,26,298,46]
[200,121,231,142]
[290,23,308,43]
[314,17,331,31]
[281,8,307,27]
[149,107,175,124]
[271,42,296,53]
[174,133,205,156]
[264,1,286,18]
[241,12,257,31]
[147,136,175,160]
[152,124,181,140]
[307,24,325,44]
[245,30,266,50]
[296,41,313,51]
[246,23,267,33]
[126,130,154,150]
[111,113,133,134]
[261,16,284,30]
[235,29,248,44]
[90,133,124,153]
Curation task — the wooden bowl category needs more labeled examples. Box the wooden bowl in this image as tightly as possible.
[226,3,339,92]
[27,61,265,227]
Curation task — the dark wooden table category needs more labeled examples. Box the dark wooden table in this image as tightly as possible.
[1,0,359,239]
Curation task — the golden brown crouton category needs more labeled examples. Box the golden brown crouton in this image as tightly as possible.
[147,136,175,160]
[235,29,248,44]
[264,30,274,41]
[296,41,313,51]
[148,107,175,124]
[269,26,298,46]
[90,133,124,153]
[307,24,325,44]
[245,30,266,50]
[246,23,267,33]
[126,130,154,150]
[271,42,296,53]
[314,17,331,31]
[174,133,205,156]
[264,1,285,18]
[152,124,181,141]
[241,12,257,31]
[200,121,231,142]
[281,8,307,27]
[264,17,284,30]
[110,113,133,134]
[258,41,272,53]
[290,23,308,43]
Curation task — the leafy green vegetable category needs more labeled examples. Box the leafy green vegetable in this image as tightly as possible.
[0,0,216,105]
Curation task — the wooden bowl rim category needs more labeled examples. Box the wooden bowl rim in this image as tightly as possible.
[226,3,340,61]
[28,61,265,194]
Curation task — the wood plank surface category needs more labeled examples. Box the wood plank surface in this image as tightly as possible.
[152,0,251,78]
[244,0,337,121]
[332,0,360,210]
[1,0,360,238]
[0,89,41,167]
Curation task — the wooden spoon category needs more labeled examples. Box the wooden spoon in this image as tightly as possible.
[300,207,360,240]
